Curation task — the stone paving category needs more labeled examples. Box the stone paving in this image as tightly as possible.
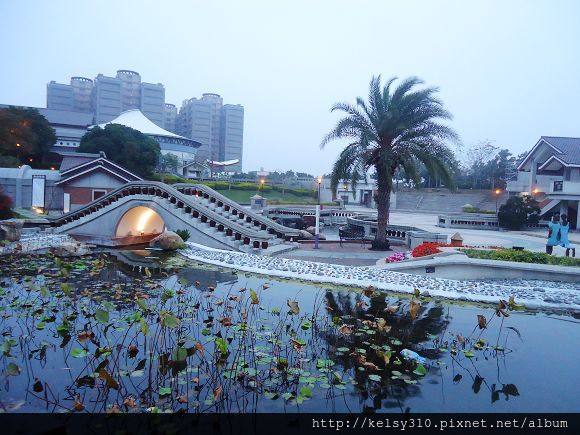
[0,233,74,255]
[281,240,406,266]
[182,242,580,311]
[353,209,579,253]
[2,232,578,311]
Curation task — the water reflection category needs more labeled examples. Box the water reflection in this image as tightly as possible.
[2,251,577,413]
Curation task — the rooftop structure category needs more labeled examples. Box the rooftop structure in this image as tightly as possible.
[98,109,201,165]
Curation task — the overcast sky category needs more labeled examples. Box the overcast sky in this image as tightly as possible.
[1,0,579,175]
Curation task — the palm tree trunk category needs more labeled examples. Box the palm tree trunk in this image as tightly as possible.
[375,168,392,245]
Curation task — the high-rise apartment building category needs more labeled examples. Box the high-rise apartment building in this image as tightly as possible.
[46,70,244,172]
[140,82,165,127]
[46,70,166,127]
[177,94,244,171]
[117,70,141,111]
[47,77,93,113]
[220,104,244,172]
[47,82,74,111]
[93,74,122,124]
[163,103,177,133]
[176,97,213,162]
[201,93,223,161]
[70,77,93,113]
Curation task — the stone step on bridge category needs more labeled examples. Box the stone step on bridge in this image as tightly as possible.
[48,181,300,255]
[173,183,305,237]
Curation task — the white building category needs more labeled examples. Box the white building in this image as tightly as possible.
[507,136,580,229]
[318,177,396,209]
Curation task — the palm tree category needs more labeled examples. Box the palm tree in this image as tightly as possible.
[321,75,459,249]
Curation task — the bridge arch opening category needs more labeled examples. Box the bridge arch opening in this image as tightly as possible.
[115,206,165,238]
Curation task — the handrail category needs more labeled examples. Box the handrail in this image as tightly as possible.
[174,183,301,237]
[49,181,272,241]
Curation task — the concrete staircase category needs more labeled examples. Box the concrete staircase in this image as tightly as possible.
[395,189,507,213]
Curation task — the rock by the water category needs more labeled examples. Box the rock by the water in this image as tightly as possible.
[0,219,24,242]
[53,241,91,257]
[149,231,185,250]
[298,230,313,240]
[305,226,316,235]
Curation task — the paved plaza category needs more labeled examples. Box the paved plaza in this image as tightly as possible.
[353,208,579,254]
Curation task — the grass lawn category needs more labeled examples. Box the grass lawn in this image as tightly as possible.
[215,189,330,205]
[461,248,580,267]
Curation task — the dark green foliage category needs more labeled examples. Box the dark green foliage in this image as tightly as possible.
[157,153,179,175]
[0,107,57,165]
[523,196,540,224]
[149,174,188,184]
[321,76,458,244]
[175,229,190,242]
[497,196,539,230]
[0,187,14,220]
[78,125,160,178]
[462,207,496,214]
[461,248,580,267]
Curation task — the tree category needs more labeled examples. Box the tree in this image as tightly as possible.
[78,124,161,178]
[465,140,498,189]
[498,196,528,230]
[0,107,56,165]
[482,148,515,189]
[156,153,179,183]
[321,76,459,249]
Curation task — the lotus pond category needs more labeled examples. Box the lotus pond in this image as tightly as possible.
[1,250,579,413]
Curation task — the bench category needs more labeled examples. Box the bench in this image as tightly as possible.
[338,226,366,246]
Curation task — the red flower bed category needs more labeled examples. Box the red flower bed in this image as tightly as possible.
[411,242,442,258]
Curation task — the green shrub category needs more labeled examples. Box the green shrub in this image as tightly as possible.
[497,197,527,230]
[149,173,192,184]
[497,196,541,230]
[460,248,580,267]
[0,187,14,220]
[175,229,190,242]
[462,207,495,214]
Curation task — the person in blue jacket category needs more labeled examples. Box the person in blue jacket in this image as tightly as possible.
[546,213,561,255]
[559,214,576,257]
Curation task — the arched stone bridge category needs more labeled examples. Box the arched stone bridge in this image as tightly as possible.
[49,181,301,255]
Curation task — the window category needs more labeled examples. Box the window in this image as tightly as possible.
[92,189,107,201]
[553,181,563,192]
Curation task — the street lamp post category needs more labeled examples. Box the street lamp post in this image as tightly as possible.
[315,176,322,249]
[495,188,502,214]
[259,178,265,196]
[16,143,21,166]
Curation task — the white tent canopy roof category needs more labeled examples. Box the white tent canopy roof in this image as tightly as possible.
[97,109,187,140]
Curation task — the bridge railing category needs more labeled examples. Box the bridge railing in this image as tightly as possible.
[49,181,283,249]
[173,183,301,239]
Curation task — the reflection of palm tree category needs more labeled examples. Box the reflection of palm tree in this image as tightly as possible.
[320,291,451,410]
